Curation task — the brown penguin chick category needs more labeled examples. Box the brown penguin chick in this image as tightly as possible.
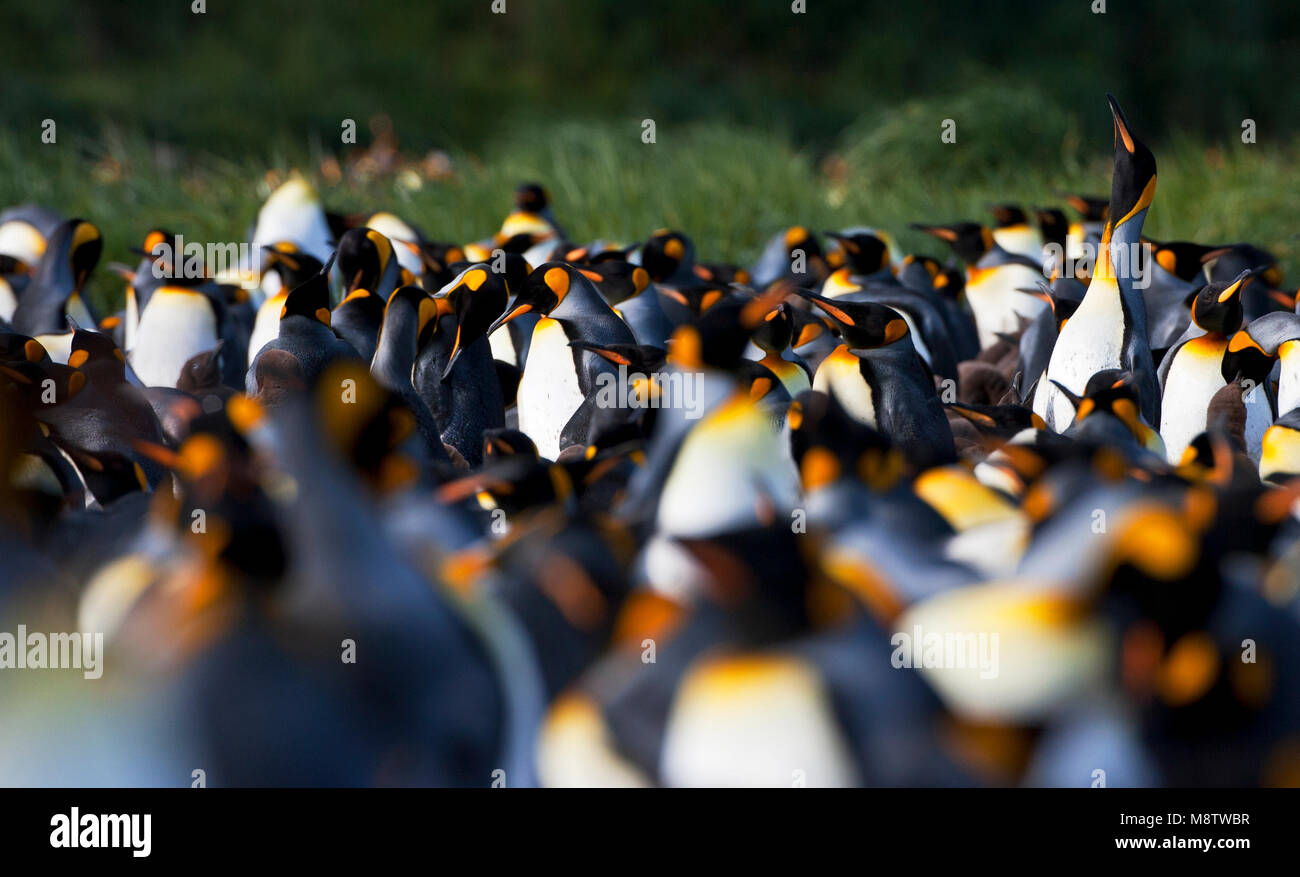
[176,345,234,403]
[1205,381,1248,454]
[250,349,307,408]
[957,360,1011,405]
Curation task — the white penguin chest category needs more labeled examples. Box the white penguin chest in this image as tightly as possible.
[131,290,218,388]
[812,346,877,427]
[1160,337,1227,461]
[517,318,586,459]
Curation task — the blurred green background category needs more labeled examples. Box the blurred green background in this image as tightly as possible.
[3,0,1298,312]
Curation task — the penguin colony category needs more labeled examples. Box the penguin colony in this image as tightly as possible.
[2,95,1299,787]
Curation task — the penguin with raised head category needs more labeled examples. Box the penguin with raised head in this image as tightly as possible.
[796,289,955,469]
[488,262,637,459]
[1036,95,1161,433]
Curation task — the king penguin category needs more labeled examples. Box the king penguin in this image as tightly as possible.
[1158,272,1259,462]
[489,262,637,460]
[795,289,956,469]
[912,221,1046,350]
[1035,95,1161,433]
[11,218,102,338]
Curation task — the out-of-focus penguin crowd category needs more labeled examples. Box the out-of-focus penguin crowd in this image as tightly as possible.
[1,95,1298,787]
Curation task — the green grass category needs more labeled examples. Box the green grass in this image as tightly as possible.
[2,89,1297,318]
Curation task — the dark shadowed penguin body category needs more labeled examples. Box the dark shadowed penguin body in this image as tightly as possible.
[413,265,508,466]
[370,285,451,465]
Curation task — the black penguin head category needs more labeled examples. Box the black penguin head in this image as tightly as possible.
[897,254,945,293]
[989,204,1029,229]
[336,227,395,293]
[667,295,761,372]
[438,266,510,379]
[1033,208,1070,251]
[67,319,127,375]
[1146,239,1219,283]
[1106,95,1157,236]
[483,427,539,462]
[0,333,51,366]
[788,389,898,492]
[280,254,335,326]
[488,262,576,333]
[44,219,102,293]
[383,285,438,338]
[581,259,651,306]
[793,289,910,350]
[640,229,695,282]
[513,183,549,214]
[1189,271,1250,336]
[261,241,324,290]
[911,221,994,265]
[1051,369,1148,437]
[824,231,890,276]
[749,300,795,353]
[1062,193,1109,222]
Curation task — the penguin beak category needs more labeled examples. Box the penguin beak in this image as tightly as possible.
[910,223,958,243]
[1218,270,1253,302]
[487,302,531,336]
[1107,93,1136,154]
[441,325,465,382]
[791,288,857,327]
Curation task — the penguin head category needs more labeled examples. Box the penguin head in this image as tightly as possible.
[749,301,794,353]
[513,182,549,214]
[989,204,1028,230]
[788,389,898,492]
[414,241,466,289]
[581,260,651,306]
[280,255,335,326]
[897,254,945,294]
[0,333,50,366]
[1051,370,1149,440]
[67,320,128,377]
[668,291,781,372]
[792,289,910,350]
[1147,239,1220,283]
[437,266,510,379]
[1189,271,1251,335]
[910,221,993,265]
[1105,94,1157,237]
[823,231,890,276]
[1033,208,1069,251]
[337,227,395,293]
[640,229,695,282]
[482,427,539,463]
[1062,193,1109,223]
[261,241,324,290]
[488,261,581,333]
[43,219,102,294]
